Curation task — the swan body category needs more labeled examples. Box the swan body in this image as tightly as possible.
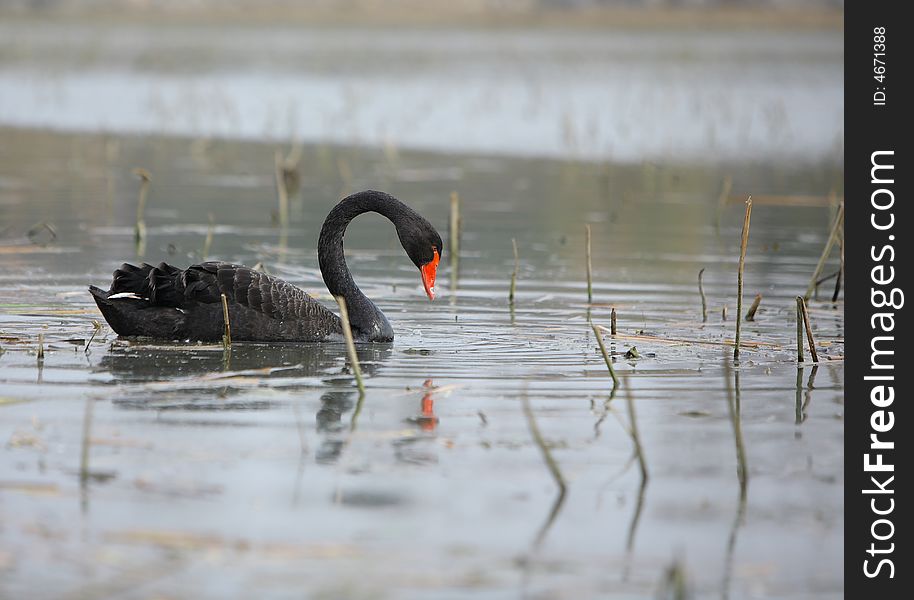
[89,191,442,343]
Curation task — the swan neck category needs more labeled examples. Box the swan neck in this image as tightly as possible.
[318,191,400,341]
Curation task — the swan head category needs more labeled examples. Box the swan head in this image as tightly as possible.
[397,215,443,301]
[419,248,440,300]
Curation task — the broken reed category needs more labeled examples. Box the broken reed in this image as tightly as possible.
[85,320,102,353]
[733,197,752,361]
[745,293,762,322]
[591,323,619,388]
[585,224,593,303]
[37,332,45,362]
[335,296,365,395]
[698,268,708,322]
[610,307,617,336]
[508,238,519,305]
[220,293,232,349]
[797,296,819,362]
[804,202,844,301]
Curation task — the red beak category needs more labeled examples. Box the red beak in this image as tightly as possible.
[420,249,439,300]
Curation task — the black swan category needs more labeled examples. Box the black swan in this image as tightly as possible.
[89,190,442,343]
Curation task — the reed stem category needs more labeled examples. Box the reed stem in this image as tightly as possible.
[274,150,289,228]
[450,192,460,298]
[610,307,617,336]
[795,297,805,362]
[509,238,519,305]
[133,168,151,246]
[832,221,844,303]
[799,297,819,362]
[335,296,365,395]
[745,293,762,321]
[85,320,101,353]
[698,268,708,322]
[734,196,752,361]
[220,293,232,349]
[591,323,619,388]
[585,224,593,304]
[804,202,844,301]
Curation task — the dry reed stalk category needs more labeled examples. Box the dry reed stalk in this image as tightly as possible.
[335,296,365,395]
[804,202,844,301]
[799,297,819,362]
[585,224,593,303]
[745,293,762,321]
[734,196,752,361]
[509,238,519,305]
[591,323,619,388]
[220,294,232,349]
[274,150,289,228]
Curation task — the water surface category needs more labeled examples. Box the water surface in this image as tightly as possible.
[0,127,843,598]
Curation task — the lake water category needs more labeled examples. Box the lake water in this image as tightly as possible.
[0,19,843,164]
[0,125,844,598]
